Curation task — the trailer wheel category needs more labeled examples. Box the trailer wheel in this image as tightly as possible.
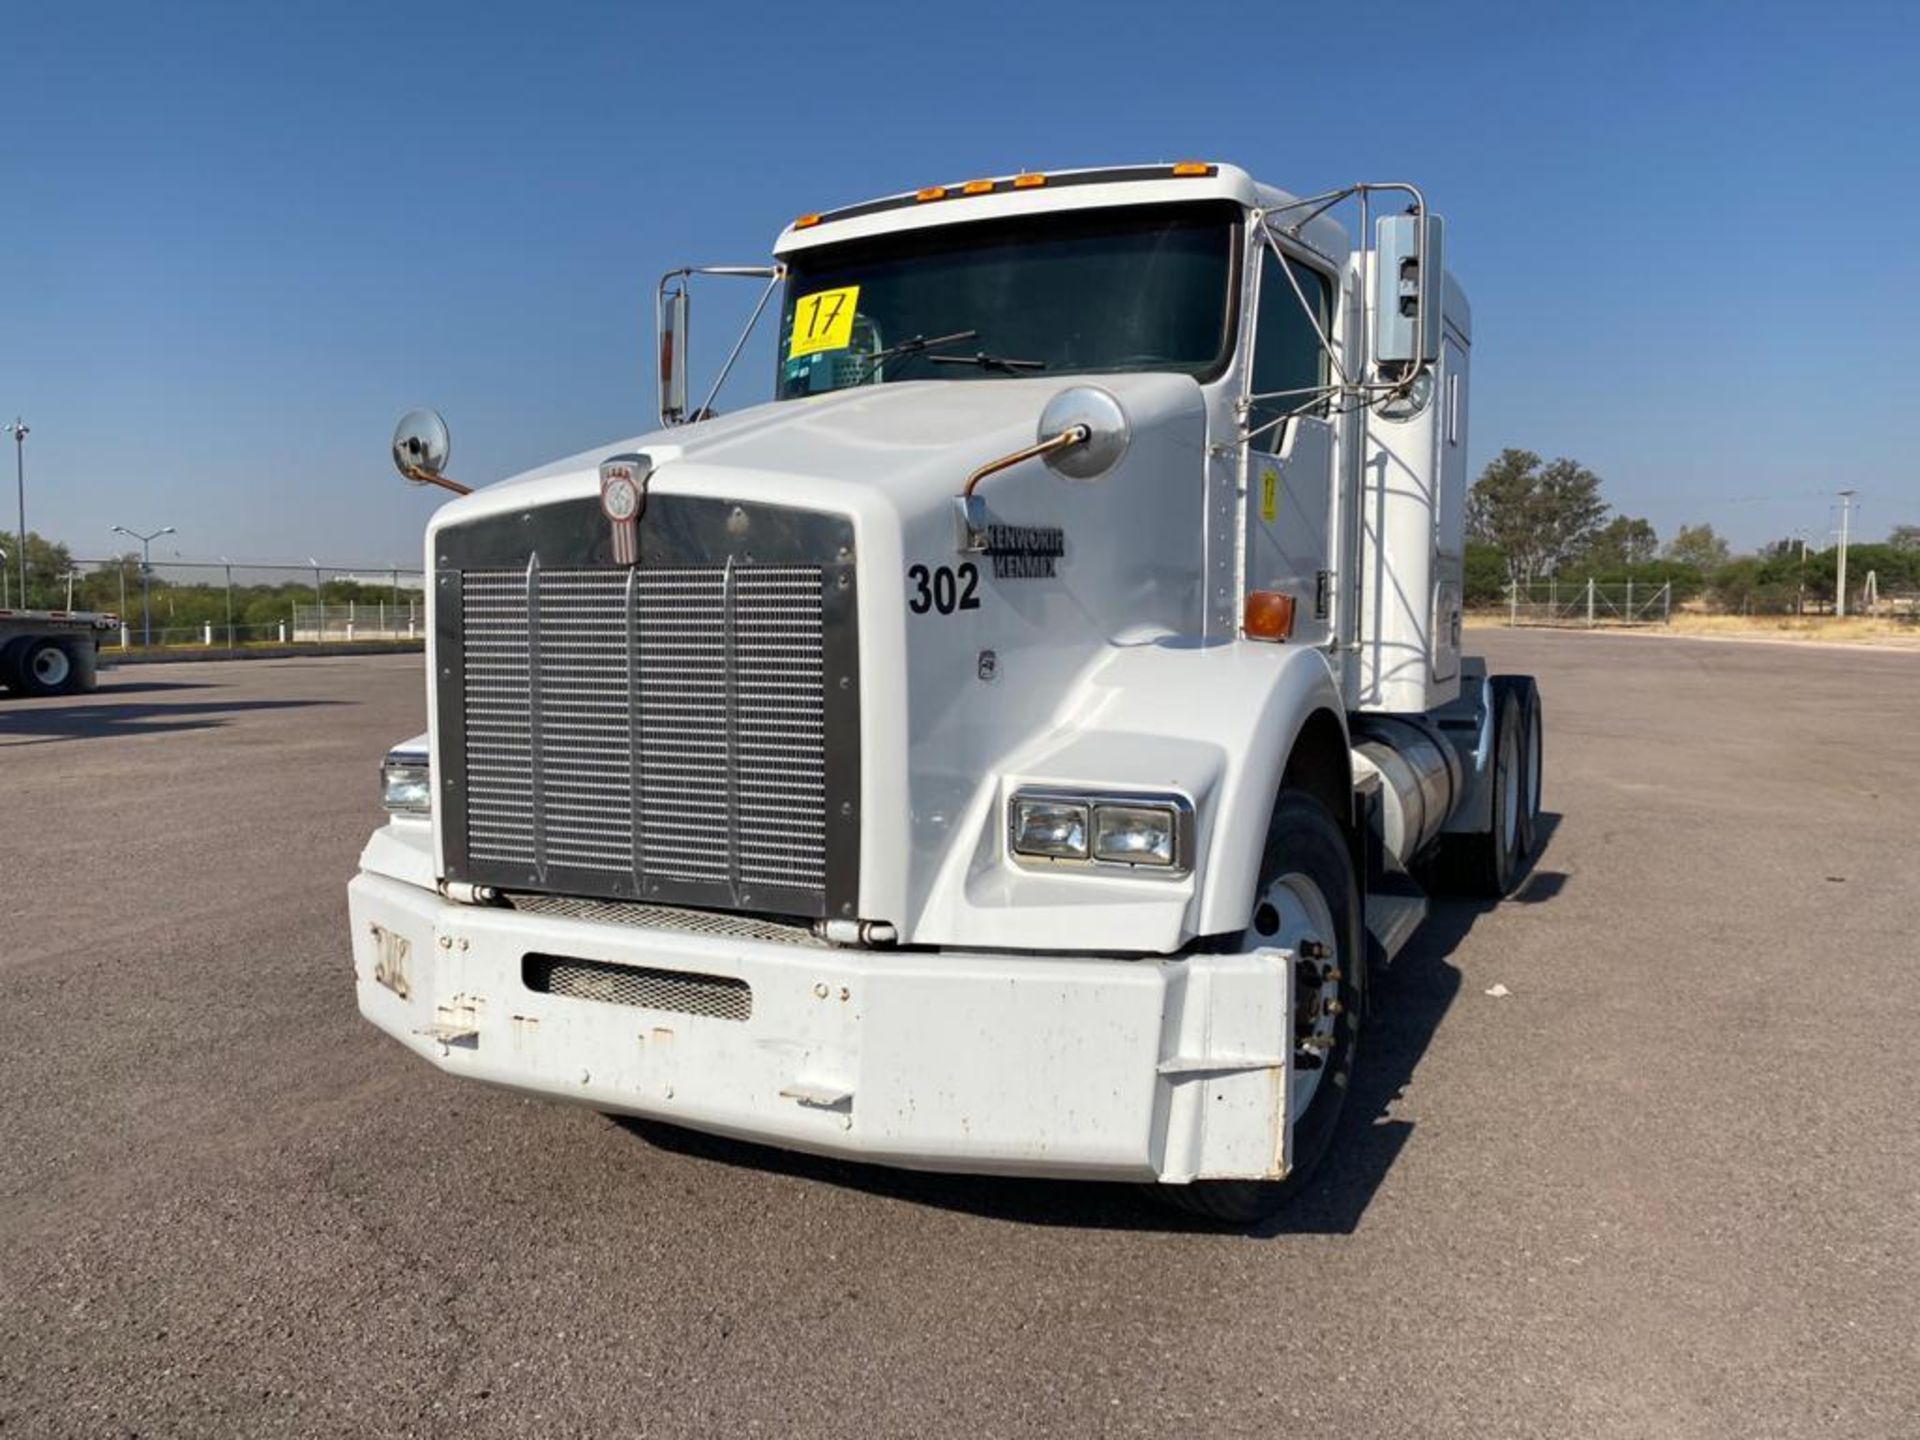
[16,638,80,697]
[1156,790,1364,1226]
[0,639,24,694]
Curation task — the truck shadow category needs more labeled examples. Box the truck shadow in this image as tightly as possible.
[621,815,1567,1236]
[0,695,346,745]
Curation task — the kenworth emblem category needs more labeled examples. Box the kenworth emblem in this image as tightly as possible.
[598,452,652,565]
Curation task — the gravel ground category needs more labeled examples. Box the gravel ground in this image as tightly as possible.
[2,635,1915,1439]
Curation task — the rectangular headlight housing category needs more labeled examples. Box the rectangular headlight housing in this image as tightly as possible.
[1009,796,1090,860]
[381,754,432,815]
[1092,803,1178,866]
[1008,789,1191,876]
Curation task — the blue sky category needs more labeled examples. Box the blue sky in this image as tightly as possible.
[4,0,1915,567]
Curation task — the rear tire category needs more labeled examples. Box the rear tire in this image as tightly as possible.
[1157,790,1364,1225]
[1515,677,1544,860]
[1436,682,1525,898]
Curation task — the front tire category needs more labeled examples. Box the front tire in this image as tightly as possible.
[1159,790,1364,1225]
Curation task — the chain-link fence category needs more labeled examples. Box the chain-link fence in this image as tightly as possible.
[53,558,425,653]
[1500,579,1674,628]
[1491,576,1919,628]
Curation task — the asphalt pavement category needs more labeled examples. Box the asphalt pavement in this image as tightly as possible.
[2,635,1915,1439]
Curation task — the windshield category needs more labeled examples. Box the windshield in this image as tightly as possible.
[776,200,1240,400]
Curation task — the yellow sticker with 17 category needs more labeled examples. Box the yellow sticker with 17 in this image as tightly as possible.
[789,286,860,358]
[1260,463,1279,524]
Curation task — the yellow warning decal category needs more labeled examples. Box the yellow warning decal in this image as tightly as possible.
[1259,463,1279,524]
[789,286,860,357]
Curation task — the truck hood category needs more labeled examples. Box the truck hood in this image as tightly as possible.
[424,373,1197,535]
[421,371,1219,947]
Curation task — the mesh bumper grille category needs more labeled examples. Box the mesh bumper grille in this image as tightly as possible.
[503,891,823,947]
[523,953,752,1022]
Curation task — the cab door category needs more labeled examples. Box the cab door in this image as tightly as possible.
[1243,243,1337,650]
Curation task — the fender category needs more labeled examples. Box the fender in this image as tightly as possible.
[908,636,1347,952]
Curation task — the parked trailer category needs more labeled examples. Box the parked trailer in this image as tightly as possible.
[350,162,1544,1222]
[0,608,115,696]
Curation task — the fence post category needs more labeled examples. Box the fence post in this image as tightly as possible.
[1626,577,1634,621]
[1586,577,1595,627]
[1662,583,1671,623]
[1508,580,1518,627]
[120,623,130,648]
[203,621,212,646]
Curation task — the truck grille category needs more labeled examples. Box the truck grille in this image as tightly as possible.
[436,497,858,919]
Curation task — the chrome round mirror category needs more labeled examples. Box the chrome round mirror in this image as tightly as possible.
[1038,386,1129,480]
[392,408,451,483]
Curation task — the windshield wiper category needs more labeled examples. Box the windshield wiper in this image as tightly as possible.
[927,351,1047,374]
[851,329,979,377]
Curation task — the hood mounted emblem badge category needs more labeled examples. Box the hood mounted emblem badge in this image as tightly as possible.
[598,453,652,566]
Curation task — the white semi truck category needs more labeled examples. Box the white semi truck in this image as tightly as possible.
[351,162,1544,1221]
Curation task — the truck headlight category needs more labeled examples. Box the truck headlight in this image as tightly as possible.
[1009,796,1090,860]
[1008,790,1191,875]
[1092,803,1178,866]
[381,752,432,815]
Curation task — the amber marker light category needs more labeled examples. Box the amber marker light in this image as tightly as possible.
[962,179,994,195]
[1244,590,1297,641]
[1012,173,1047,188]
[915,186,947,202]
[1171,161,1211,176]
[793,213,822,229]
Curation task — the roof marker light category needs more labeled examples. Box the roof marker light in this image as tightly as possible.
[1012,173,1047,188]
[962,179,994,195]
[793,212,822,229]
[1171,161,1211,176]
[915,186,947,202]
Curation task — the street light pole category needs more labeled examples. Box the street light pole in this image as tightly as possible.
[1836,490,1856,619]
[111,524,176,649]
[5,418,28,607]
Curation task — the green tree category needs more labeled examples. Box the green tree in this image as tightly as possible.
[0,530,75,608]
[1463,541,1509,606]
[1889,524,1920,552]
[1466,449,1610,582]
[1665,523,1730,571]
[1581,515,1659,572]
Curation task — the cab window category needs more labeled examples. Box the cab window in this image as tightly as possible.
[1248,246,1333,442]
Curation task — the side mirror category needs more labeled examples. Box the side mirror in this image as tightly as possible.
[1373,212,1445,368]
[391,409,471,495]
[658,282,689,426]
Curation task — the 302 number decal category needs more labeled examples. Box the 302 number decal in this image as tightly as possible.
[907,562,981,616]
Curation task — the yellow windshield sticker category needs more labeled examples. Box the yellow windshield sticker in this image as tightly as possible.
[1260,462,1279,524]
[789,286,861,357]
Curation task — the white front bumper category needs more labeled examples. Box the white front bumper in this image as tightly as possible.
[350,871,1295,1183]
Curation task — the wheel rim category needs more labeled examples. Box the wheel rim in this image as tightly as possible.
[31,646,70,687]
[1246,869,1341,1122]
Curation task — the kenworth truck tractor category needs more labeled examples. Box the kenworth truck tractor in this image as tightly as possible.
[351,162,1544,1222]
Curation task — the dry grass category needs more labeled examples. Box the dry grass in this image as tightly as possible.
[1466,611,1920,647]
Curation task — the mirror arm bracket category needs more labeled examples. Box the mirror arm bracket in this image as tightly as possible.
[953,425,1089,552]
[400,465,472,496]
